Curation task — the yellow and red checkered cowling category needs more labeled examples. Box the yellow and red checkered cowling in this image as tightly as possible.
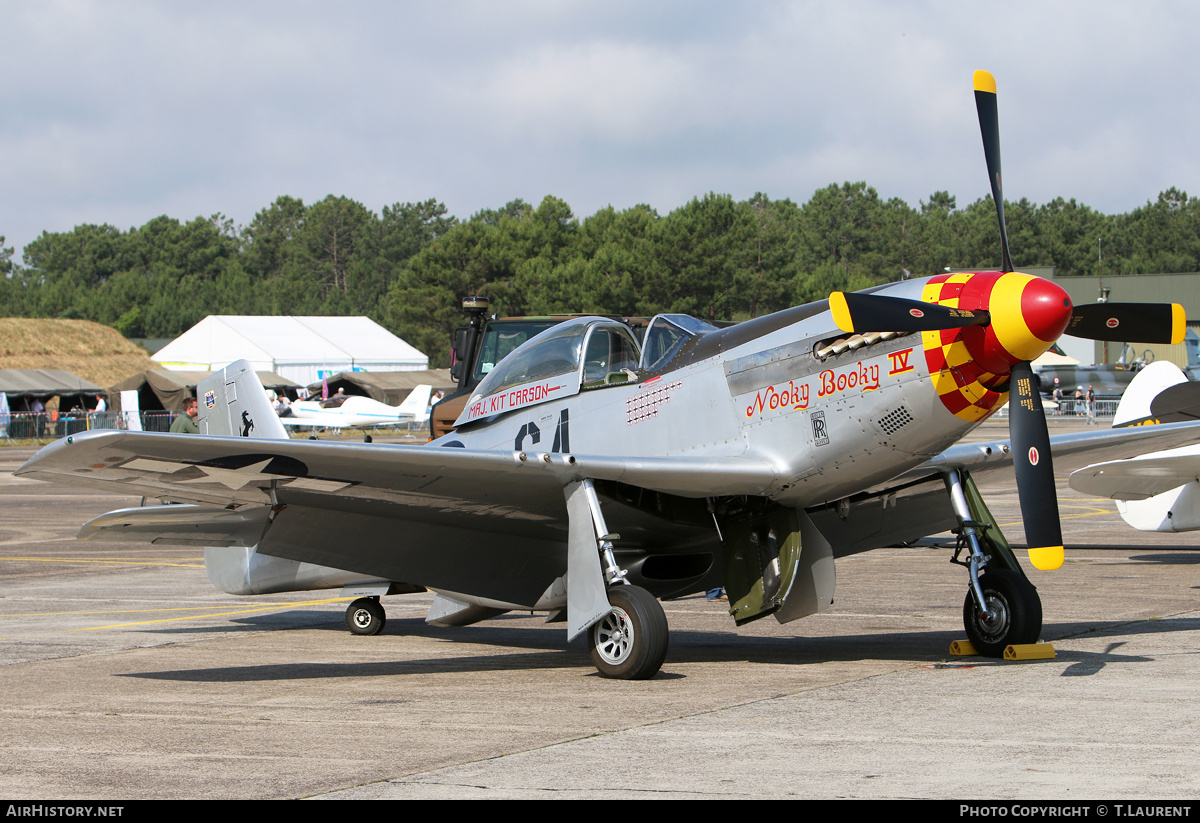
[921,272,1073,422]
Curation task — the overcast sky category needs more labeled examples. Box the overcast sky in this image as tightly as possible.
[3,1,1198,258]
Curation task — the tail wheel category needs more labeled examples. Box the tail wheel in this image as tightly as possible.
[963,569,1042,657]
[346,597,386,636]
[589,585,668,680]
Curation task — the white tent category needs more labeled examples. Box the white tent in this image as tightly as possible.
[152,316,428,385]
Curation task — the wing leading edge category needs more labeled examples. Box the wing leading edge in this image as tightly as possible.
[15,429,778,509]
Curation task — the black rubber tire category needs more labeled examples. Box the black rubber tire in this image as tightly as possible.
[963,569,1042,657]
[588,585,668,680]
[346,597,386,636]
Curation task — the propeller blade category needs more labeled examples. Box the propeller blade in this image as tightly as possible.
[830,291,990,334]
[1008,360,1064,570]
[1066,302,1186,344]
[974,69,1014,274]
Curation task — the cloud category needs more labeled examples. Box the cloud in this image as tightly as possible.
[3,1,1200,257]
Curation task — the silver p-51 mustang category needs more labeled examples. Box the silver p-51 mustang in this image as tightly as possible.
[16,72,1196,678]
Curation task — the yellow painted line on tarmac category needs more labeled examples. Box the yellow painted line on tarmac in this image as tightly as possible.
[9,598,349,618]
[72,597,357,631]
[998,499,1113,529]
[4,556,204,568]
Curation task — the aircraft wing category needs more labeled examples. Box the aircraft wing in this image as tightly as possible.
[16,430,778,506]
[15,430,778,606]
[913,420,1200,483]
[21,421,1200,594]
[802,420,1200,559]
[1068,447,1200,500]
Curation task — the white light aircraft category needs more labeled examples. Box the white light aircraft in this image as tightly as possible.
[15,72,1198,679]
[279,384,432,431]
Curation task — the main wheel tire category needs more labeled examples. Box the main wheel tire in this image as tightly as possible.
[346,597,386,636]
[963,569,1042,657]
[588,585,668,680]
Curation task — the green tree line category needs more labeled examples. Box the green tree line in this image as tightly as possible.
[3,186,1200,367]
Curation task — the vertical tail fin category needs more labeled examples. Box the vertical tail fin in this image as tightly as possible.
[1112,361,1188,428]
[399,384,433,423]
[197,360,289,440]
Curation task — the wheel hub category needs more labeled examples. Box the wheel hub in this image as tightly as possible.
[975,592,1011,642]
[593,606,633,665]
[353,609,373,629]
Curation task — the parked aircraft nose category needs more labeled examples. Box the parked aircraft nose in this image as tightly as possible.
[965,273,1073,374]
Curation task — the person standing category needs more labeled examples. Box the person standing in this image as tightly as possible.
[30,397,45,438]
[88,394,108,431]
[170,397,200,434]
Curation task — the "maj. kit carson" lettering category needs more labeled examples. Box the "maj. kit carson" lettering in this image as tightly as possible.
[467,382,561,419]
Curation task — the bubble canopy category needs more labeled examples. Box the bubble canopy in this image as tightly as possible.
[454,317,642,426]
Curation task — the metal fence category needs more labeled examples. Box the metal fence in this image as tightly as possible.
[992,399,1119,421]
[1,411,428,442]
[0,411,169,441]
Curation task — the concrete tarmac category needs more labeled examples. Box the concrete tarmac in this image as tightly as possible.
[1,422,1199,799]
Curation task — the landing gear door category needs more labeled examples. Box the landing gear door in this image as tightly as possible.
[720,505,803,626]
[774,510,834,624]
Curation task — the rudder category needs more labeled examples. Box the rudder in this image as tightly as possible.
[197,360,289,440]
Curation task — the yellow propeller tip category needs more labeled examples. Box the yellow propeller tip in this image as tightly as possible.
[1172,304,1187,345]
[973,70,996,94]
[1028,545,1064,571]
[829,292,855,333]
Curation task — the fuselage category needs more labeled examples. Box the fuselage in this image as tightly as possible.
[287,394,427,428]
[435,272,1071,509]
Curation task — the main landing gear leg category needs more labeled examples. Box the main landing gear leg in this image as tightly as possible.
[566,479,669,679]
[944,470,1042,656]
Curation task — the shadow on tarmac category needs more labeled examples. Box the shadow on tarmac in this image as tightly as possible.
[117,614,1200,683]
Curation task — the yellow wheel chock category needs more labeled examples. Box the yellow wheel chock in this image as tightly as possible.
[949,640,1055,659]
